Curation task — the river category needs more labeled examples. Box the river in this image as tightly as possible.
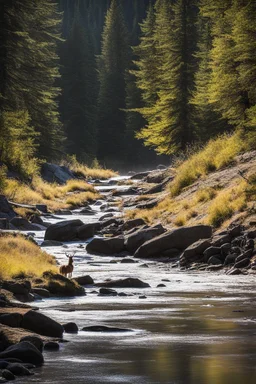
[18,176,256,384]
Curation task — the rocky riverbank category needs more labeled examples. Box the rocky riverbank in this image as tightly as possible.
[0,161,256,382]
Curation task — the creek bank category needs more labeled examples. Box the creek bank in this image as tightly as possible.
[1,165,256,382]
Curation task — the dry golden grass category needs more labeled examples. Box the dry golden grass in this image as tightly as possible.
[207,182,247,227]
[4,177,99,212]
[65,191,100,207]
[170,133,243,197]
[0,235,57,280]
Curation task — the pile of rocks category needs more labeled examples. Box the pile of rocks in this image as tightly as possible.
[180,224,256,274]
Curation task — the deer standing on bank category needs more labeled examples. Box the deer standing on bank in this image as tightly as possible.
[59,253,75,278]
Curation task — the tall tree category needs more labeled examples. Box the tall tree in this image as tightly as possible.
[60,6,97,162]
[135,0,198,155]
[0,0,38,177]
[97,0,129,166]
[191,13,228,141]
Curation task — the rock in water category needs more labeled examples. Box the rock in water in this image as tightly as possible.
[21,310,63,338]
[44,219,84,241]
[125,224,165,253]
[134,225,213,259]
[0,342,44,366]
[86,237,124,255]
[95,277,150,288]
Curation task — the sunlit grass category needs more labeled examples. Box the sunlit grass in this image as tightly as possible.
[61,157,118,180]
[0,235,57,280]
[207,182,247,227]
[170,133,244,197]
[65,191,100,207]
[3,177,99,212]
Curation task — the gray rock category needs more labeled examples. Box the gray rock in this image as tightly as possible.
[229,225,242,238]
[20,336,43,353]
[2,369,15,381]
[86,236,124,255]
[0,218,9,229]
[234,258,250,269]
[99,213,114,221]
[136,198,161,210]
[99,288,118,296]
[44,342,59,351]
[181,239,211,264]
[81,325,131,332]
[224,254,237,265]
[63,322,78,334]
[95,278,150,289]
[125,224,165,253]
[227,268,243,275]
[2,281,31,296]
[121,218,146,232]
[10,217,40,231]
[135,225,213,259]
[203,246,221,262]
[0,313,23,328]
[44,219,84,241]
[211,234,231,247]
[41,163,75,184]
[221,243,231,256]
[120,258,136,264]
[0,195,16,220]
[35,204,48,213]
[72,275,94,286]
[162,248,181,258]
[130,171,150,180]
[6,363,32,376]
[76,223,97,240]
[41,240,63,247]
[21,310,63,338]
[31,288,50,298]
[208,256,223,265]
[0,342,44,366]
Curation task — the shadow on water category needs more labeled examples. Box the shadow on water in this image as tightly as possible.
[18,291,256,384]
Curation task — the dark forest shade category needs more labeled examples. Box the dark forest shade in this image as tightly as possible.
[0,0,256,176]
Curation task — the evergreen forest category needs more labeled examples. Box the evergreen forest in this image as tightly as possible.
[0,0,255,177]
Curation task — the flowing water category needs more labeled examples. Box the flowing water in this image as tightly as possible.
[18,178,256,384]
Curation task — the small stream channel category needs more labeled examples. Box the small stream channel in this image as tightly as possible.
[19,176,256,384]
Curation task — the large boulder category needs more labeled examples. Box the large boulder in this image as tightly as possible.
[95,277,150,288]
[21,310,63,338]
[86,236,125,255]
[134,225,213,259]
[76,223,97,240]
[0,341,44,366]
[41,163,75,184]
[44,219,84,241]
[125,224,165,253]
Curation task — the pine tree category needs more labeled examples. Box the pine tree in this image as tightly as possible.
[60,6,97,163]
[232,0,256,135]
[24,0,64,160]
[191,13,229,141]
[0,0,38,178]
[135,0,198,155]
[97,0,129,166]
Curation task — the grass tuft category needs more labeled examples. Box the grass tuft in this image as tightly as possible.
[0,235,57,280]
